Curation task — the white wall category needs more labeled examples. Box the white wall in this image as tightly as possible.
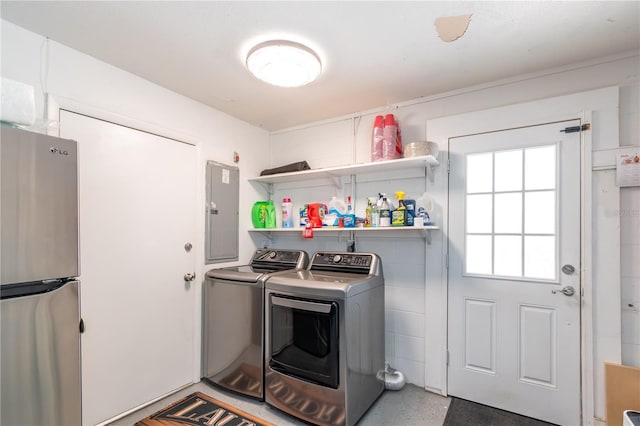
[1,20,271,382]
[268,51,639,423]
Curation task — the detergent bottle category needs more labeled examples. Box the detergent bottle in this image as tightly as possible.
[299,204,309,227]
[251,201,268,228]
[328,196,347,214]
[404,198,416,226]
[265,200,276,229]
[327,196,347,226]
[281,197,294,228]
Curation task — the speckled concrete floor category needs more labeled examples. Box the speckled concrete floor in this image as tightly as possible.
[108,381,451,426]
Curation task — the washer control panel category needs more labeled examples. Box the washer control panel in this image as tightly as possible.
[251,249,309,269]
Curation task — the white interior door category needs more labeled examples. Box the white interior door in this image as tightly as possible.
[59,111,196,425]
[447,120,582,425]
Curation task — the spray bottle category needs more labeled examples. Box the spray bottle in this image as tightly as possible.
[379,196,391,227]
[369,197,379,227]
[392,191,406,226]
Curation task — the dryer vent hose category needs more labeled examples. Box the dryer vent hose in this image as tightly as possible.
[377,362,406,391]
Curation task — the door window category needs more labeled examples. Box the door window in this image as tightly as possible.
[465,145,558,281]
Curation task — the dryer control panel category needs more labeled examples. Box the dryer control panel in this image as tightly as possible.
[310,252,379,275]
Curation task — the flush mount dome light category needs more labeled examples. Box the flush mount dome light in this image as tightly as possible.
[246,40,322,87]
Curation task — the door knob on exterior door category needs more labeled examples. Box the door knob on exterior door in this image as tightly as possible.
[552,286,575,296]
[184,273,195,282]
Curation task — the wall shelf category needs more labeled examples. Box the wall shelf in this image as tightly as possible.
[249,225,440,243]
[249,226,439,233]
[249,155,438,185]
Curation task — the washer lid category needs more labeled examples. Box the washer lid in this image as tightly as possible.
[205,265,266,283]
[205,249,309,283]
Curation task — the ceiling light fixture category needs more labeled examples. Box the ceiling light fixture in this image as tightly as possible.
[246,40,322,88]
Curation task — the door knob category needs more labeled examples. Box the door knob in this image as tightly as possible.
[184,273,195,282]
[552,286,575,296]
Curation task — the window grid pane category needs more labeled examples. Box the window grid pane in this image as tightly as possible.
[467,153,493,194]
[494,235,522,277]
[495,192,522,234]
[467,194,493,234]
[466,235,493,275]
[494,149,523,192]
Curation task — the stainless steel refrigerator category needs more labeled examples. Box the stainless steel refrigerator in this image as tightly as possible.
[1,125,82,425]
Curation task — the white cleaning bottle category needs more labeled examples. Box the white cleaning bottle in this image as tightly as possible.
[379,197,391,227]
[328,196,347,215]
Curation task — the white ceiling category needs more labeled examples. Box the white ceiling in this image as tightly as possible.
[2,1,639,131]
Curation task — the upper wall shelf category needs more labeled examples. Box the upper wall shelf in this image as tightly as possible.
[248,155,439,185]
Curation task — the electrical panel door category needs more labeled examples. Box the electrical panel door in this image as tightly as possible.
[206,161,239,263]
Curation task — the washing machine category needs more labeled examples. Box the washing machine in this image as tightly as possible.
[203,249,308,400]
[264,251,385,426]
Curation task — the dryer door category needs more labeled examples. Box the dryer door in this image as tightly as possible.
[268,294,339,389]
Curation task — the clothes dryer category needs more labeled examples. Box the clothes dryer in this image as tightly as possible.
[264,252,385,426]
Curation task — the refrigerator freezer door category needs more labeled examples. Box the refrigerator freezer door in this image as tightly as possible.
[1,126,79,285]
[1,280,81,425]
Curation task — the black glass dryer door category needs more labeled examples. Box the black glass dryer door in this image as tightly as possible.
[269,295,339,389]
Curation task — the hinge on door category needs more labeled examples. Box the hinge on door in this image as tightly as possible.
[447,158,451,174]
[445,252,449,269]
[561,123,591,133]
[446,350,450,366]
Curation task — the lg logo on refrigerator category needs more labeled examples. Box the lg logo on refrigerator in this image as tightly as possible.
[49,147,69,156]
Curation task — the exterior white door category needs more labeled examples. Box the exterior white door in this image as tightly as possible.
[447,120,582,425]
[59,111,197,425]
